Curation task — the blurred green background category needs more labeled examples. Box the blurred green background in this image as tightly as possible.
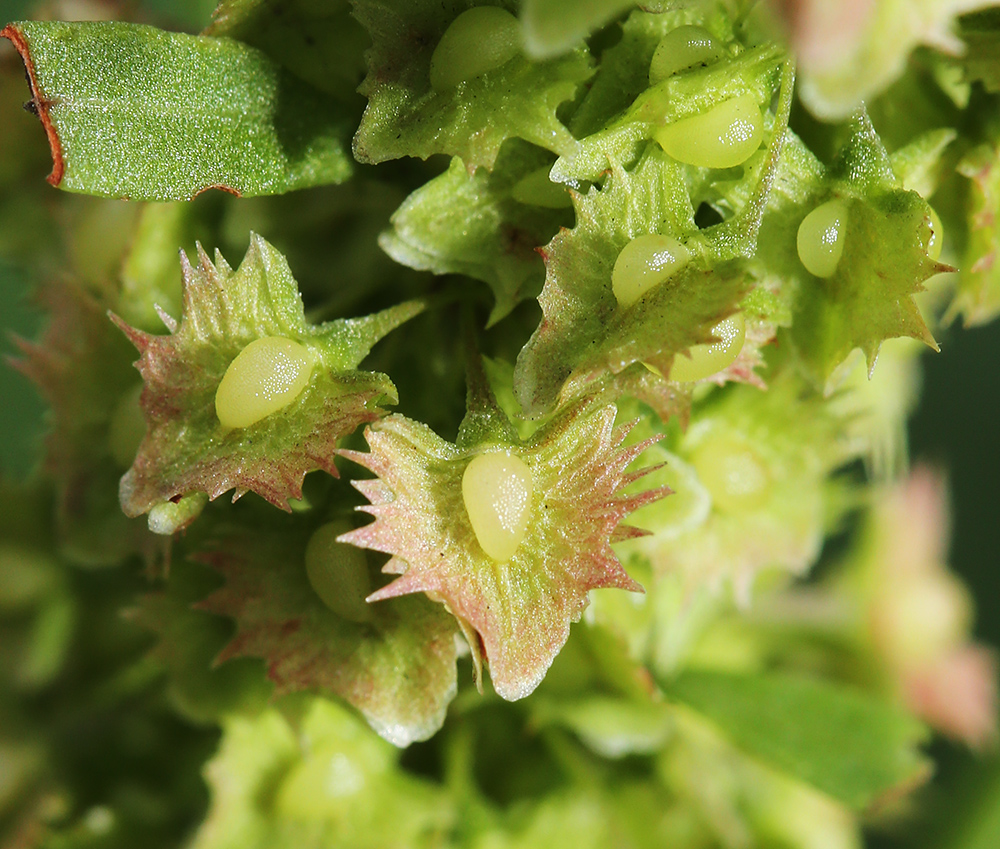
[1,1,999,847]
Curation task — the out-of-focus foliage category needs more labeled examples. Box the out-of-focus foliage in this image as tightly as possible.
[1,0,1000,847]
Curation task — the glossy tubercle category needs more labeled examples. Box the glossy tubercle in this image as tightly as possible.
[215,337,314,430]
[926,206,944,261]
[648,25,724,85]
[462,451,533,562]
[654,93,763,169]
[612,234,691,308]
[796,199,848,278]
[430,7,521,91]
[669,313,746,382]
[305,522,374,623]
[511,166,573,209]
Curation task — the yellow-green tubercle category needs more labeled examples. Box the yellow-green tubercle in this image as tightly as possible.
[462,451,533,562]
[430,7,521,91]
[612,234,691,309]
[654,93,763,169]
[215,337,315,430]
[669,313,746,382]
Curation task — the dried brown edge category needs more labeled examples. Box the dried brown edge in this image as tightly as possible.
[1,23,64,187]
[192,183,242,198]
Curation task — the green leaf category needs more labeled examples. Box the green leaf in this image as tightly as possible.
[1,20,353,201]
[351,0,592,169]
[665,669,931,810]
[379,144,570,325]
[341,370,665,701]
[112,234,419,520]
[197,521,460,746]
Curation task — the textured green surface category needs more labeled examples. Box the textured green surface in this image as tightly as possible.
[4,20,353,200]
[379,144,569,325]
[787,112,942,385]
[342,380,663,701]
[352,0,592,169]
[196,522,460,746]
[114,234,418,518]
[668,670,931,810]
[514,146,749,416]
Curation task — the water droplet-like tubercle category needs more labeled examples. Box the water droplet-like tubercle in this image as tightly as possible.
[648,25,724,85]
[669,313,746,382]
[214,337,315,430]
[305,522,374,623]
[796,199,848,278]
[612,234,692,309]
[511,166,573,209]
[689,433,770,514]
[429,7,521,91]
[654,93,763,169]
[462,451,533,562]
